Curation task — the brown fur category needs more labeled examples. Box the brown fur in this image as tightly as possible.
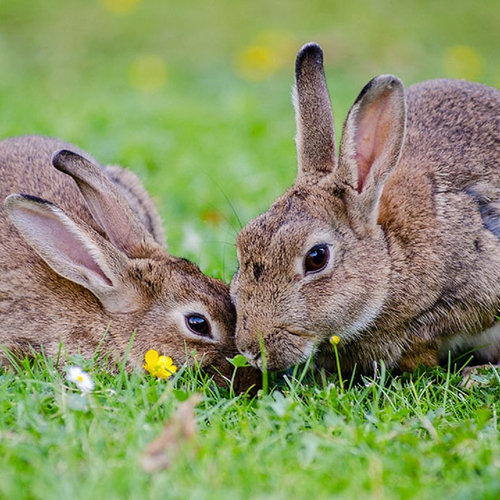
[0,135,259,389]
[102,165,166,247]
[231,42,500,375]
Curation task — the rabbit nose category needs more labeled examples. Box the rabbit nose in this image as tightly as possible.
[240,350,262,369]
[236,317,264,367]
[236,335,261,367]
[242,349,261,363]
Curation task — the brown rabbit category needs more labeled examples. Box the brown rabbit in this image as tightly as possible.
[231,42,500,377]
[0,135,257,389]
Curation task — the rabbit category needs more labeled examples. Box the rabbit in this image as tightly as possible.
[0,135,259,390]
[101,163,167,247]
[230,42,500,378]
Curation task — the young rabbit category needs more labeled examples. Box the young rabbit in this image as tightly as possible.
[0,135,257,388]
[231,42,500,377]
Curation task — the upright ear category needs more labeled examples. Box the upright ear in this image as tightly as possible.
[52,150,160,259]
[4,194,142,313]
[338,75,406,226]
[294,43,337,181]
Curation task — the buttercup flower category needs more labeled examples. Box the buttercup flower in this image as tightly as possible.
[330,335,341,345]
[144,350,177,379]
[67,366,95,394]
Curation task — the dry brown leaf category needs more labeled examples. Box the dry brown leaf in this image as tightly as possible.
[141,394,202,473]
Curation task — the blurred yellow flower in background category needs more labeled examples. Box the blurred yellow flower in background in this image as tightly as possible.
[443,45,483,81]
[129,54,167,92]
[100,0,142,15]
[236,45,279,81]
[235,30,296,81]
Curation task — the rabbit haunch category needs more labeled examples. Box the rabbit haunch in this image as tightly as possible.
[231,42,500,375]
[0,135,247,384]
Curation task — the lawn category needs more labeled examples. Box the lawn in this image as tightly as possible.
[1,0,500,498]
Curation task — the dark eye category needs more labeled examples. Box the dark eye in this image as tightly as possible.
[304,244,330,275]
[185,314,211,337]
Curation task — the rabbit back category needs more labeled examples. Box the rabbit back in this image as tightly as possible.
[0,136,103,232]
[0,136,120,359]
[393,79,500,191]
[372,79,500,370]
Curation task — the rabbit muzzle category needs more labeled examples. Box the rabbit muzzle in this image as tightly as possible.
[236,323,316,371]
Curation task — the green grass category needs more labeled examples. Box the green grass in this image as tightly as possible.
[2,356,500,500]
[1,0,500,498]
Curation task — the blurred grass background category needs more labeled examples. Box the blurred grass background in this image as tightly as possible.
[0,0,499,280]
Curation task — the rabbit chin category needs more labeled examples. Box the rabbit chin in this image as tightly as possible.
[334,297,386,342]
[237,329,316,371]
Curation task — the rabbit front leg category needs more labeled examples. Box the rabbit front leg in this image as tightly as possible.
[401,340,500,388]
[397,335,441,373]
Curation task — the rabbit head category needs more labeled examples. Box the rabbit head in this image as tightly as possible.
[4,148,253,385]
[231,43,406,370]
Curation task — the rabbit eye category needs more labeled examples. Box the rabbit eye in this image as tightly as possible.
[185,314,211,337]
[304,244,330,275]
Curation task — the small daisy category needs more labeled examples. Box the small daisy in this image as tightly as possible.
[67,366,95,394]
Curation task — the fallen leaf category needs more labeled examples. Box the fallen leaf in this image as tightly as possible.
[141,394,202,472]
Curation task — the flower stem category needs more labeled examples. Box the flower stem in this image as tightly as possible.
[333,343,344,394]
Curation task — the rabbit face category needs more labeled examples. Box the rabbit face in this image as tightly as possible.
[126,256,240,378]
[123,256,261,389]
[231,43,406,371]
[231,182,390,370]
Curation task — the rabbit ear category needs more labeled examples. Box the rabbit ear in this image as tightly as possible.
[102,165,167,247]
[294,43,337,180]
[338,75,406,226]
[4,194,142,313]
[52,150,158,258]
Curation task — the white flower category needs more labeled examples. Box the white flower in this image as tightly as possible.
[67,366,95,394]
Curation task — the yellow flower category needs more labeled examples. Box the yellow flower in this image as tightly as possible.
[329,335,344,393]
[129,55,167,93]
[443,45,483,81]
[144,350,177,379]
[100,0,141,15]
[235,45,279,81]
[234,30,296,81]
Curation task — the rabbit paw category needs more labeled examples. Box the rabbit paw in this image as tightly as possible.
[460,364,499,389]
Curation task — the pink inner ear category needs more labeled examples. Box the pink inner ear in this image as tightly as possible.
[354,97,392,193]
[28,211,113,286]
